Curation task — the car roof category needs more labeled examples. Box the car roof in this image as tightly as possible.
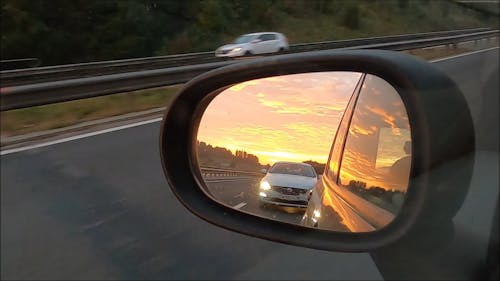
[272,161,313,167]
[241,32,282,36]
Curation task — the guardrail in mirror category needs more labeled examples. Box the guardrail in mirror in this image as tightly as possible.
[195,71,411,233]
[200,167,263,178]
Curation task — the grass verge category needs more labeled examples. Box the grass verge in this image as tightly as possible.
[1,85,181,137]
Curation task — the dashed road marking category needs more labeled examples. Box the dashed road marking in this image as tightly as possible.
[234,192,244,199]
[430,46,499,63]
[233,202,247,209]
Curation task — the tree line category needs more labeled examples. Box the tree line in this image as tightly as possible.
[2,0,495,66]
[197,141,262,171]
[347,180,405,212]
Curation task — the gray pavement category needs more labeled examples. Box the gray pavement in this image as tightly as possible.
[0,120,381,280]
[206,178,305,226]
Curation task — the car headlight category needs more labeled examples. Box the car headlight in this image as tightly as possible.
[313,210,321,218]
[260,181,271,190]
[232,47,242,52]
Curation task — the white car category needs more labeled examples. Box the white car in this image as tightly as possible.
[215,32,289,58]
[258,162,317,208]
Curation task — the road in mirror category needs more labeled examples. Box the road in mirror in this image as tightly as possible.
[196,72,411,232]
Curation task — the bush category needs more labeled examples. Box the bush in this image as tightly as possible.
[342,5,360,29]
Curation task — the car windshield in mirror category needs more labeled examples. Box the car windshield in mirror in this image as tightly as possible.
[269,163,316,177]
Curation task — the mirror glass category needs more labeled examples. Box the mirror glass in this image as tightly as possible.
[196,72,411,232]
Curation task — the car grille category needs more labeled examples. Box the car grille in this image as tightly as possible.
[271,186,307,195]
[267,197,308,206]
[217,49,230,55]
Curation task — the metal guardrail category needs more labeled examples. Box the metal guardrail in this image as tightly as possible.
[200,167,263,178]
[1,29,498,111]
[1,52,222,87]
[284,27,491,53]
[0,58,40,71]
[0,28,489,87]
[0,61,233,110]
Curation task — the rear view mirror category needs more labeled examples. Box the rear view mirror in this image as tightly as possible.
[195,71,411,232]
[160,50,474,251]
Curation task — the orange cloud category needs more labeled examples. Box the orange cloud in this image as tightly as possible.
[349,124,376,137]
[365,105,400,135]
[258,98,286,108]
[197,71,363,166]
[228,80,259,92]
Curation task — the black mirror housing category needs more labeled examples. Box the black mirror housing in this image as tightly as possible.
[159,50,475,252]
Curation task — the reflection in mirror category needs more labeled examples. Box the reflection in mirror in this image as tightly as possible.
[196,72,411,233]
[303,74,411,232]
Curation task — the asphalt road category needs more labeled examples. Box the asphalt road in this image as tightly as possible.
[0,124,380,280]
[1,47,498,280]
[205,177,305,226]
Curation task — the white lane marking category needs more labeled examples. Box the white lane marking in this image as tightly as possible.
[2,47,498,156]
[80,210,129,231]
[430,46,499,63]
[233,202,247,209]
[0,118,162,156]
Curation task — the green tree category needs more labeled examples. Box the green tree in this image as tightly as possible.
[1,0,495,65]
[303,160,326,175]
[342,4,360,29]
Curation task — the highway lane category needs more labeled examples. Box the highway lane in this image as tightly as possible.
[0,123,381,280]
[1,47,498,280]
[205,177,305,225]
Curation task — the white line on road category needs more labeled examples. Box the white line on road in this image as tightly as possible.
[1,46,498,156]
[430,46,499,63]
[233,202,247,209]
[80,210,129,231]
[0,118,162,156]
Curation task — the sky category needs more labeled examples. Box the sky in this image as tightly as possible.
[197,71,362,165]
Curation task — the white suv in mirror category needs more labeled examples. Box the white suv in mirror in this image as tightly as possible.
[215,32,289,58]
